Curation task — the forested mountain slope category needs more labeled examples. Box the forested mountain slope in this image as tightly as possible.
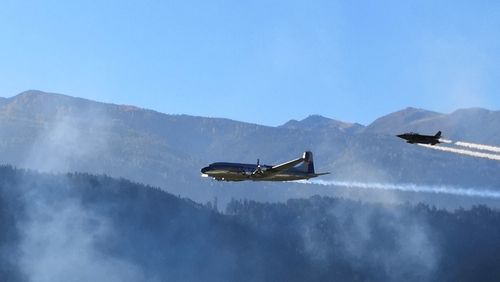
[0,167,499,281]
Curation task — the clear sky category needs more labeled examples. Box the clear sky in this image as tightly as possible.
[1,0,499,126]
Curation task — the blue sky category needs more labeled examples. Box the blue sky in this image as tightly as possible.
[1,0,499,126]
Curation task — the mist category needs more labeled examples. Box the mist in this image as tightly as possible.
[14,104,148,281]
[300,198,438,281]
[21,107,112,174]
[19,190,146,282]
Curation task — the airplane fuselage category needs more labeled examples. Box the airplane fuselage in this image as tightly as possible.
[201,151,329,182]
[397,133,441,145]
[201,162,324,182]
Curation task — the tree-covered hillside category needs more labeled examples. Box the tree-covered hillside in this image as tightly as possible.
[0,166,499,281]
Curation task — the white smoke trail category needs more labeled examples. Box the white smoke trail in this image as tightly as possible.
[299,179,500,199]
[418,144,500,161]
[438,138,453,144]
[455,141,500,154]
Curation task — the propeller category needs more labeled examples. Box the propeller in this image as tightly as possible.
[252,158,264,175]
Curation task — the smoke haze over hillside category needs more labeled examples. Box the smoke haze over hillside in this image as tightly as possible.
[1,167,499,281]
[0,90,499,209]
[0,91,496,281]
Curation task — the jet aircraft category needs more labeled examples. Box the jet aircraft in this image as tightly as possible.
[201,151,329,182]
[397,131,442,145]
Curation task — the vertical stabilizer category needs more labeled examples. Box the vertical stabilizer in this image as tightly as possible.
[298,151,315,174]
[435,131,442,138]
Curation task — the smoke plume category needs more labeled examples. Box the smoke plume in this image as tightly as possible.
[418,144,500,161]
[454,141,500,154]
[438,138,453,144]
[19,191,146,282]
[301,179,500,199]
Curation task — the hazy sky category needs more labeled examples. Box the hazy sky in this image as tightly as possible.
[1,0,499,125]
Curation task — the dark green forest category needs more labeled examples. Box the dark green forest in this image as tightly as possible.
[0,165,499,282]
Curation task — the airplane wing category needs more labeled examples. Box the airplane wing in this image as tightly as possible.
[252,154,305,178]
[268,157,305,173]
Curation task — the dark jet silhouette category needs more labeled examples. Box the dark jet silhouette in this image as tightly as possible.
[397,131,442,145]
[201,151,329,182]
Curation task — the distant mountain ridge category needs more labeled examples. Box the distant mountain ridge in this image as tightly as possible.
[366,107,443,134]
[367,106,500,143]
[281,114,364,133]
[1,90,500,207]
[7,90,499,139]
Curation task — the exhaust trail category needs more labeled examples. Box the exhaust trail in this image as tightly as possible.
[438,138,453,144]
[455,141,500,154]
[418,144,500,161]
[299,179,500,199]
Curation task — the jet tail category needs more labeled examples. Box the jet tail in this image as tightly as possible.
[435,131,442,138]
[298,151,315,174]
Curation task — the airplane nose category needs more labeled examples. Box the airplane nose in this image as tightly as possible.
[201,166,209,174]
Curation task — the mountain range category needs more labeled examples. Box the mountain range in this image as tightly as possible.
[1,90,499,207]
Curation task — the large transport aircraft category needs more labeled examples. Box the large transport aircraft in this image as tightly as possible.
[201,151,329,182]
[397,131,442,145]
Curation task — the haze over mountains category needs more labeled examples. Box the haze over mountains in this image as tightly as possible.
[3,166,500,282]
[1,90,499,207]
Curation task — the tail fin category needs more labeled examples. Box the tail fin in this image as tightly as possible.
[298,151,315,174]
[435,131,442,138]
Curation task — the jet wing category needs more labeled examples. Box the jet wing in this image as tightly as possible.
[253,156,305,178]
